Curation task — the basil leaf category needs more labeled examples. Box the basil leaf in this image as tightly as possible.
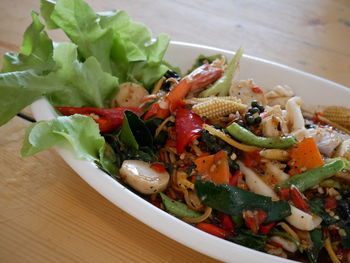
[309,198,338,225]
[227,229,267,251]
[306,228,323,263]
[195,180,291,222]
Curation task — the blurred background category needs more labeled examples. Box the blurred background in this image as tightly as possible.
[0,0,349,87]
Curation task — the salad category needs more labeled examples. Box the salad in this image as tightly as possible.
[1,0,350,262]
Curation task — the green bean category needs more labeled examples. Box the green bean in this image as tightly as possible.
[225,122,297,149]
[159,193,202,218]
[276,158,349,192]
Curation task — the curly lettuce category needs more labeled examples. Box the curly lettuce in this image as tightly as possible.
[0,0,170,126]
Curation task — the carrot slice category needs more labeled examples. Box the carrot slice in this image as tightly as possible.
[288,137,324,176]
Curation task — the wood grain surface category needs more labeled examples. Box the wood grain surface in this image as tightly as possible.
[0,0,349,262]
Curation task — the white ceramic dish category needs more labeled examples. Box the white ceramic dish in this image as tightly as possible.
[31,41,350,263]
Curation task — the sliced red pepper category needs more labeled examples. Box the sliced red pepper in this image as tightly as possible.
[56,106,142,133]
[142,101,170,121]
[243,150,261,168]
[251,86,263,94]
[219,214,235,232]
[243,209,268,233]
[290,186,310,213]
[150,163,167,173]
[267,240,284,248]
[196,222,230,238]
[259,222,276,235]
[229,171,241,186]
[325,196,337,210]
[175,108,204,154]
[278,187,291,201]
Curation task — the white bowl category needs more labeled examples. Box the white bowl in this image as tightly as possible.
[31,41,350,263]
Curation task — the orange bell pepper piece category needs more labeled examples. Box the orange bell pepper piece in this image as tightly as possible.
[288,137,324,176]
[195,150,230,184]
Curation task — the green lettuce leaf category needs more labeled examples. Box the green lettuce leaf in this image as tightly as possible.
[99,10,170,89]
[46,42,119,108]
[2,11,54,73]
[0,70,57,126]
[21,115,117,176]
[0,42,119,126]
[50,0,113,73]
[40,0,59,30]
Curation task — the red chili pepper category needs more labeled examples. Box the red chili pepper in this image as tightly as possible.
[56,106,142,133]
[243,150,261,167]
[142,101,170,121]
[229,170,243,186]
[175,108,204,154]
[290,186,310,213]
[267,240,283,248]
[196,222,230,238]
[336,249,349,261]
[325,196,337,210]
[252,86,263,94]
[243,209,268,233]
[259,222,276,234]
[219,214,235,232]
[150,163,167,173]
[278,187,291,201]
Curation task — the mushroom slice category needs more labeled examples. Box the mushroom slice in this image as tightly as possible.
[120,160,170,195]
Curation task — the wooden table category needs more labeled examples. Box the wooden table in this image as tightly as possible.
[0,0,349,262]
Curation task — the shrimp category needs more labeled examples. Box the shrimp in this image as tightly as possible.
[143,59,224,120]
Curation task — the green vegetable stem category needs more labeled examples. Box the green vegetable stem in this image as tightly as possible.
[199,48,243,97]
[276,158,350,192]
[225,122,297,149]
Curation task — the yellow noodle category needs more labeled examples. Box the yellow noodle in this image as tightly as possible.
[154,115,174,138]
[151,77,165,94]
[277,222,299,241]
[171,170,183,192]
[191,143,202,156]
[169,151,176,165]
[203,124,259,152]
[182,206,212,224]
[324,238,341,263]
[164,146,177,154]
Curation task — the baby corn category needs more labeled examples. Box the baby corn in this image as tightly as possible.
[192,97,247,119]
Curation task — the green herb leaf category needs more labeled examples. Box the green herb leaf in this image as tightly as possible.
[195,180,291,222]
[120,112,139,150]
[120,111,153,149]
[227,229,267,251]
[308,198,338,225]
[306,228,323,263]
[341,221,350,249]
